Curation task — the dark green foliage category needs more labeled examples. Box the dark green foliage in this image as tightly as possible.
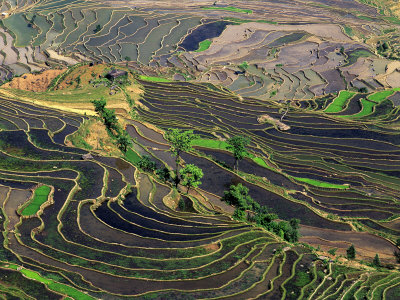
[233,208,246,221]
[92,98,132,153]
[396,237,400,247]
[373,253,380,267]
[222,184,299,242]
[92,98,106,114]
[156,167,171,182]
[164,129,198,187]
[116,131,132,153]
[347,245,356,259]
[94,24,102,33]
[358,87,368,93]
[226,135,250,170]
[138,155,157,172]
[221,183,257,210]
[328,248,337,256]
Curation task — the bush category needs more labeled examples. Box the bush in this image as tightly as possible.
[137,155,156,172]
[347,245,356,259]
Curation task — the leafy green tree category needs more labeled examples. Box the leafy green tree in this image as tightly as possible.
[221,183,254,210]
[227,135,250,170]
[102,109,118,131]
[233,208,246,221]
[116,131,132,153]
[156,167,171,182]
[290,218,300,230]
[373,254,380,267]
[347,245,356,259]
[179,164,203,193]
[396,238,400,247]
[164,129,198,187]
[137,155,156,172]
[92,98,106,114]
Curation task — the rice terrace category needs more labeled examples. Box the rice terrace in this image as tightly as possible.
[1,0,400,299]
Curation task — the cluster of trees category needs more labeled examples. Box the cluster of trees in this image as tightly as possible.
[92,98,132,152]
[164,128,203,193]
[136,129,204,194]
[221,183,300,243]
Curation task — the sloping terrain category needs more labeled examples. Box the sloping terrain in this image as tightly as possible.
[0,0,398,100]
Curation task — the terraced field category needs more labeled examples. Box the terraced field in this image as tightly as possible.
[0,74,397,298]
[0,0,397,101]
[0,0,400,298]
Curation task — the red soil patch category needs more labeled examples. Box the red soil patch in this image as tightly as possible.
[3,69,65,92]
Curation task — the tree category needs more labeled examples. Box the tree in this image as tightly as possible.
[92,98,106,114]
[227,135,250,170]
[373,254,381,267]
[137,155,156,172]
[116,131,132,153]
[347,245,356,259]
[102,108,118,131]
[164,129,198,187]
[233,208,246,221]
[179,164,203,193]
[396,237,400,247]
[221,183,254,210]
[156,167,171,182]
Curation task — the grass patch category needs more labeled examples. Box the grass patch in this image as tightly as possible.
[4,264,93,299]
[125,148,141,164]
[324,91,355,113]
[292,177,349,189]
[21,185,51,216]
[367,88,400,102]
[195,40,212,52]
[138,75,172,82]
[201,6,252,14]
[343,25,353,36]
[193,138,269,168]
[192,138,229,150]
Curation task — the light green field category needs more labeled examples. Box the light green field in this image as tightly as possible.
[292,177,349,189]
[324,91,355,113]
[195,40,212,52]
[4,264,94,299]
[367,87,400,102]
[201,6,252,14]
[21,185,51,216]
[138,75,173,82]
[192,138,268,168]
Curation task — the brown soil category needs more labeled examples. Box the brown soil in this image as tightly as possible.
[203,243,220,252]
[66,119,121,156]
[2,69,65,92]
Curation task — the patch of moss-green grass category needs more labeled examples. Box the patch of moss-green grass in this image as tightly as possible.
[125,148,141,164]
[21,185,51,216]
[138,75,172,82]
[4,264,94,300]
[192,138,229,150]
[292,177,349,189]
[346,98,376,118]
[367,88,400,102]
[193,138,269,168]
[343,25,353,36]
[324,91,355,113]
[195,40,212,52]
[201,6,252,14]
